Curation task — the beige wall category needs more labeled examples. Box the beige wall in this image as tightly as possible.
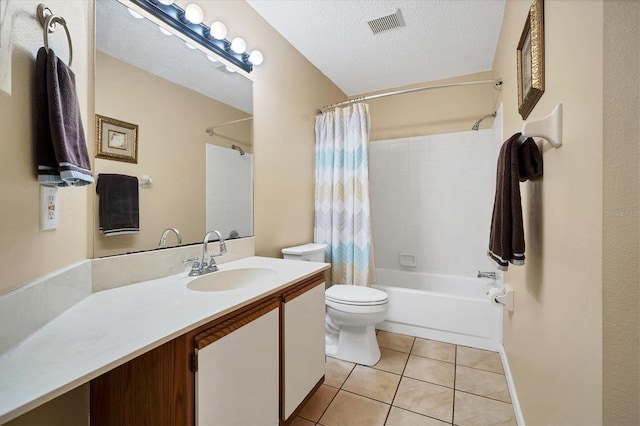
[3,0,638,425]
[0,0,93,295]
[236,6,347,258]
[366,2,638,422]
[493,0,604,423]
[363,71,499,141]
[173,1,346,259]
[602,0,640,424]
[1,1,93,424]
[94,52,250,257]
[2,0,344,422]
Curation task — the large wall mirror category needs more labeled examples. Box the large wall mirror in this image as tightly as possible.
[94,0,253,257]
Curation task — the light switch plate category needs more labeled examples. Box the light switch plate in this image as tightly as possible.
[40,185,59,230]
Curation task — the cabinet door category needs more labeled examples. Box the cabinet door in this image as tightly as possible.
[195,299,280,426]
[282,281,326,420]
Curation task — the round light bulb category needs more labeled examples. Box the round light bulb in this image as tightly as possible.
[209,21,227,40]
[184,4,204,25]
[157,0,174,5]
[127,8,143,19]
[207,55,219,63]
[158,26,172,36]
[230,37,246,54]
[225,66,236,73]
[248,50,264,66]
[185,42,197,50]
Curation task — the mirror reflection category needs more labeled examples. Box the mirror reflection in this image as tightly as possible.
[94,0,253,257]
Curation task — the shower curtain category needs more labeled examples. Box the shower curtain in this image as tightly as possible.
[314,103,376,286]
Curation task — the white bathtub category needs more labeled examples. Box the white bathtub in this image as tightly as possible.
[372,268,503,351]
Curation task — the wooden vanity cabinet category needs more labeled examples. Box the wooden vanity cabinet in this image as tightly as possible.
[89,332,194,425]
[90,272,325,426]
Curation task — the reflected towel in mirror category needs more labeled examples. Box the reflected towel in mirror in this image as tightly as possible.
[96,174,139,236]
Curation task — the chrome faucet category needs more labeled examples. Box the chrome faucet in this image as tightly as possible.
[477,271,497,279]
[189,230,227,276]
[158,227,182,248]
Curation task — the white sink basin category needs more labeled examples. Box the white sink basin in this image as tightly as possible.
[187,268,278,292]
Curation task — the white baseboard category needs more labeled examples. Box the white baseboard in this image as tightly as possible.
[499,344,525,426]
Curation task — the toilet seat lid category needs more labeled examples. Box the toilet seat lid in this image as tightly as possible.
[325,285,388,305]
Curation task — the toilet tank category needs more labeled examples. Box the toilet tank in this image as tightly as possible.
[281,243,327,262]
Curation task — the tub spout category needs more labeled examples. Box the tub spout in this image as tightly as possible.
[477,271,497,279]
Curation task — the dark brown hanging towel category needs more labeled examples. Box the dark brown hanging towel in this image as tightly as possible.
[488,133,543,270]
[35,47,93,186]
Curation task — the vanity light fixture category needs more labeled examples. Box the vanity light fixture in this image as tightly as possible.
[125,0,263,73]
[248,50,264,66]
[209,21,227,40]
[183,3,204,25]
[230,37,246,54]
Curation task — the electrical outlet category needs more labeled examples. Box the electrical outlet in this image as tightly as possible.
[40,185,59,230]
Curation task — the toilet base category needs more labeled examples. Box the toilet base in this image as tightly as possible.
[325,324,381,366]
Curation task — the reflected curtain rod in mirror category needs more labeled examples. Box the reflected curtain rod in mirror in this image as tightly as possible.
[123,0,263,73]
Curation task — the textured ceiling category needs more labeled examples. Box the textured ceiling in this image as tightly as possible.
[95,0,253,113]
[247,0,506,96]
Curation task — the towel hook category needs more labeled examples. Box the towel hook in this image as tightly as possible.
[36,4,73,67]
[516,103,563,148]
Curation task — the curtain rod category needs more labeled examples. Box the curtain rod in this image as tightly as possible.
[317,79,503,114]
[205,116,253,136]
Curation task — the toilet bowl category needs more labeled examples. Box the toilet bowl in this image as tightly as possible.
[325,285,389,366]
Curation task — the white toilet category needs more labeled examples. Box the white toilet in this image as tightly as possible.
[281,243,389,366]
[325,285,389,366]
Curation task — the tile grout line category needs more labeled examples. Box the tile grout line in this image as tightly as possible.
[452,344,458,425]
[454,389,514,405]
[310,356,356,425]
[312,386,339,426]
[320,335,511,425]
[382,335,415,425]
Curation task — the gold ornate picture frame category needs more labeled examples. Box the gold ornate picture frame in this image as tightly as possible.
[96,114,138,163]
[517,0,545,120]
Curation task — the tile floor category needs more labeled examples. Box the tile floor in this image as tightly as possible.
[292,331,517,426]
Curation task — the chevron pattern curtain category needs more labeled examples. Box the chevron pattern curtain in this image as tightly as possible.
[314,103,376,286]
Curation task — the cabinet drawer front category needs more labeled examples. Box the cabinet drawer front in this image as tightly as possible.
[282,273,325,303]
[195,298,280,349]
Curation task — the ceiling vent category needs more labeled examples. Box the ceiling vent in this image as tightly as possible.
[367,9,405,35]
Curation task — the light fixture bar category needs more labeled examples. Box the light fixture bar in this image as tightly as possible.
[127,0,253,72]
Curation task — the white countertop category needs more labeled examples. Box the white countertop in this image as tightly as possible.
[0,256,329,423]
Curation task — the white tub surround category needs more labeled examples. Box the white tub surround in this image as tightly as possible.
[373,268,503,351]
[0,255,328,424]
[369,127,501,277]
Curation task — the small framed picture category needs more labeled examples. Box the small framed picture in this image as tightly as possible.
[517,0,545,120]
[96,115,138,163]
